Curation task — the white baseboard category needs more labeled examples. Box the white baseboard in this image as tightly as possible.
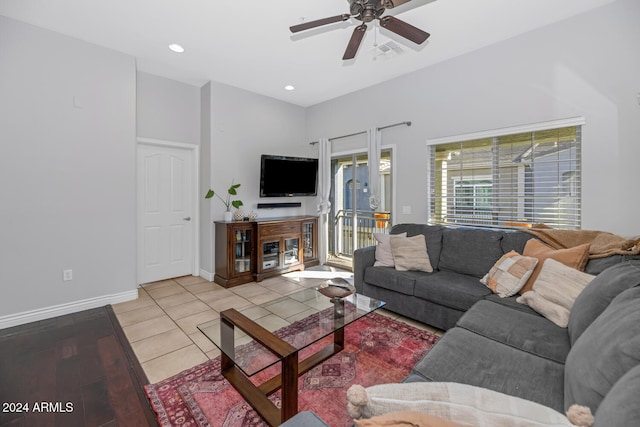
[199,268,214,282]
[0,289,139,330]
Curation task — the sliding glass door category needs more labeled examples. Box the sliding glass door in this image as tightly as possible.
[328,150,392,263]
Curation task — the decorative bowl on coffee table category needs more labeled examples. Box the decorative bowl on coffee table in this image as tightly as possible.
[317,277,356,300]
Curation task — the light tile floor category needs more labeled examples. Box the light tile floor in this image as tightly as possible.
[112,268,443,384]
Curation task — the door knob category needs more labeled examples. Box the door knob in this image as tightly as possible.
[183,216,191,221]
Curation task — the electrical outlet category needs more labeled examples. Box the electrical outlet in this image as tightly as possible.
[402,205,412,215]
[63,269,73,281]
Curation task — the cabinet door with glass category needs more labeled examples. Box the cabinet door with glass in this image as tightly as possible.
[261,239,281,271]
[214,221,254,288]
[302,219,317,264]
[283,236,300,266]
[232,226,253,276]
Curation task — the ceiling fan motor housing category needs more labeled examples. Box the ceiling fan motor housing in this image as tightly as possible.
[349,0,386,22]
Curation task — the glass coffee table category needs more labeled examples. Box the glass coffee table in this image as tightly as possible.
[198,286,385,426]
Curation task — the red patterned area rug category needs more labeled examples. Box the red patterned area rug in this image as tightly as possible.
[145,312,439,427]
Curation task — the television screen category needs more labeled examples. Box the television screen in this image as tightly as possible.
[260,155,318,197]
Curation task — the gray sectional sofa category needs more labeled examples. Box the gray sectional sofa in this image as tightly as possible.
[407,259,640,425]
[353,224,633,331]
[282,224,640,426]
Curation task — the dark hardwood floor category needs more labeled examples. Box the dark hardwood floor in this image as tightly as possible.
[0,306,158,427]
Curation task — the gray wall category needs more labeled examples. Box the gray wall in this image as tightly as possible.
[137,77,313,276]
[199,81,311,274]
[136,72,201,144]
[306,0,640,236]
[0,16,137,320]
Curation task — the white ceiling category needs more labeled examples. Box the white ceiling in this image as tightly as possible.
[0,0,616,107]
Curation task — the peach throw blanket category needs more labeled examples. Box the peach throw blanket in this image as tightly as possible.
[525,225,640,259]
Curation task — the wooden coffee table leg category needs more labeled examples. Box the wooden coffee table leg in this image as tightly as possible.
[333,298,345,349]
[218,306,350,426]
[280,351,299,422]
[220,309,300,426]
[220,316,235,371]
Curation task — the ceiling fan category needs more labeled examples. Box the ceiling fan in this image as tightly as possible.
[290,0,430,60]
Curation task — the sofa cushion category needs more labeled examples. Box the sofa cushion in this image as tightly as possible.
[412,327,565,412]
[438,228,504,278]
[402,373,429,383]
[567,260,640,345]
[456,301,571,364]
[564,286,640,413]
[364,266,418,296]
[593,364,640,427]
[413,271,491,311]
[520,239,590,294]
[390,234,433,272]
[500,231,535,254]
[391,224,444,270]
[483,294,541,316]
[280,411,329,427]
[516,259,595,328]
[585,254,640,275]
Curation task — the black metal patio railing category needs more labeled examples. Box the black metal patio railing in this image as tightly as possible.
[329,209,391,257]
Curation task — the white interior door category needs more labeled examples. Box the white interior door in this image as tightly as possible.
[137,143,195,284]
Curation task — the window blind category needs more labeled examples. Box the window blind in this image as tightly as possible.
[428,124,582,230]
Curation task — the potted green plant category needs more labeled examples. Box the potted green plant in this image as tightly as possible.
[205,182,243,222]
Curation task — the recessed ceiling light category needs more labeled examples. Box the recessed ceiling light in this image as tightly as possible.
[284,85,295,91]
[168,43,185,53]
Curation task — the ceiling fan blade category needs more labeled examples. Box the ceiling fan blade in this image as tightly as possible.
[290,14,351,33]
[384,0,437,15]
[383,0,413,8]
[379,15,430,44]
[343,24,367,60]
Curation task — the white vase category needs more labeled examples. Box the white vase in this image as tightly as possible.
[223,211,233,222]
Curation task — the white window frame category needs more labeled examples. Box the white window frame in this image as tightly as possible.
[426,117,585,229]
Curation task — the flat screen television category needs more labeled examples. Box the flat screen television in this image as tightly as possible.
[259,154,318,197]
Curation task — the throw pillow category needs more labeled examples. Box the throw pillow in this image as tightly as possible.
[516,258,595,328]
[353,411,467,427]
[480,250,539,297]
[373,232,407,267]
[346,382,575,427]
[389,234,433,272]
[520,239,590,294]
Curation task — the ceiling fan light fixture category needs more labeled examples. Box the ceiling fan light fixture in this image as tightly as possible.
[168,43,185,53]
